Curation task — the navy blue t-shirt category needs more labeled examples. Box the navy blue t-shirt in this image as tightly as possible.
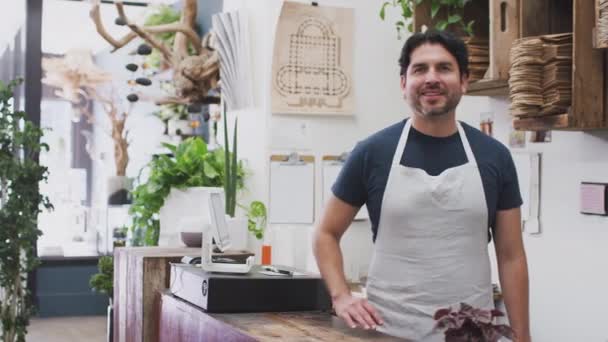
[331,119,522,242]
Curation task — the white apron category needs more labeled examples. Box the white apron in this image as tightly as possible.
[366,119,493,341]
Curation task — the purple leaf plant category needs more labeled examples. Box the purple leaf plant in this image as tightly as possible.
[433,302,514,342]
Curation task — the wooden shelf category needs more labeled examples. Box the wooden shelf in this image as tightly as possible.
[513,114,570,131]
[514,0,606,131]
[411,0,518,97]
[410,0,607,130]
[467,79,509,96]
[514,113,608,131]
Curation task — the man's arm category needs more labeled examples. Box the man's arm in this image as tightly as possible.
[312,194,383,329]
[494,207,531,341]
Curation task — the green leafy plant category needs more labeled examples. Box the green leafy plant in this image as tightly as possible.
[380,0,476,39]
[434,303,513,342]
[222,103,238,217]
[128,137,245,246]
[246,201,267,240]
[0,78,53,342]
[89,256,114,300]
[154,103,189,124]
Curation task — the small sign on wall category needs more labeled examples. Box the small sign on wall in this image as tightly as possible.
[580,182,608,216]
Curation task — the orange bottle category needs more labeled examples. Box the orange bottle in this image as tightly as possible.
[261,244,272,265]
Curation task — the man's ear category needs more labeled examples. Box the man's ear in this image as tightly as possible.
[460,73,469,94]
[400,75,407,92]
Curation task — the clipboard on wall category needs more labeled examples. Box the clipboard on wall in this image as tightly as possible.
[269,153,315,224]
[322,154,369,221]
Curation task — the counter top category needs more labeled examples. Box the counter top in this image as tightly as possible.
[159,291,404,341]
[212,311,402,341]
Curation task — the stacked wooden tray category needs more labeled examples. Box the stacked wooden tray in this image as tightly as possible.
[509,33,573,119]
[465,37,490,82]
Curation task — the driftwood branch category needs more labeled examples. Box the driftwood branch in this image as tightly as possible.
[88,0,220,106]
[89,1,138,52]
[114,1,174,63]
[173,0,199,61]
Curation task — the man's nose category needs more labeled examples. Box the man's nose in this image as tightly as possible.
[424,72,439,85]
[424,70,440,84]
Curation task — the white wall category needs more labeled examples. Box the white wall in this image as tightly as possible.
[221,0,405,275]
[465,97,608,342]
[222,1,608,341]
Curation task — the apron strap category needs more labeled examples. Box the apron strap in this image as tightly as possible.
[456,121,477,167]
[391,119,412,166]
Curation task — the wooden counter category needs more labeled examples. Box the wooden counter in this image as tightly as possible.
[159,291,404,342]
[113,247,200,342]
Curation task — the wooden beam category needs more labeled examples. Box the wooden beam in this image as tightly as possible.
[513,113,570,130]
[520,0,550,36]
[489,0,519,80]
[572,0,605,128]
[466,79,509,96]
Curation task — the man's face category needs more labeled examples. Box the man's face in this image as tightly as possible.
[401,43,468,118]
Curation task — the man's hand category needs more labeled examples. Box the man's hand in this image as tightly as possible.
[333,293,384,330]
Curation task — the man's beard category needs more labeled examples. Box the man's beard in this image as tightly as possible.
[413,93,460,118]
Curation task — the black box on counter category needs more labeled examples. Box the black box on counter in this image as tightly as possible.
[169,263,332,313]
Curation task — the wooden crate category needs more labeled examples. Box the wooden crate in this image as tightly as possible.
[412,0,518,96]
[513,0,607,131]
[113,247,199,342]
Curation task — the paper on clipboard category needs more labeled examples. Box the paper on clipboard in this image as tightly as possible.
[322,156,368,220]
[269,154,315,224]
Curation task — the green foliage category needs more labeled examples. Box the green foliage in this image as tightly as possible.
[154,103,189,123]
[128,137,245,246]
[0,78,52,342]
[89,256,114,299]
[222,104,238,217]
[380,0,476,39]
[143,5,181,69]
[246,201,267,240]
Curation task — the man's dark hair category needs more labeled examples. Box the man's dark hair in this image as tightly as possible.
[398,30,469,78]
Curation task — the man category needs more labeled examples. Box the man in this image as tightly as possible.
[313,30,530,341]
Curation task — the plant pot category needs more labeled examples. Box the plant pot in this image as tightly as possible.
[107,176,132,205]
[180,231,203,247]
[159,187,224,246]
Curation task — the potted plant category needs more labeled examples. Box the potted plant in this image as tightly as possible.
[380,0,476,38]
[0,78,53,342]
[433,302,513,342]
[244,200,270,264]
[128,137,245,246]
[246,201,267,240]
[90,256,114,342]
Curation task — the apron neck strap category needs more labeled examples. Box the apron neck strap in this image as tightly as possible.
[392,119,477,167]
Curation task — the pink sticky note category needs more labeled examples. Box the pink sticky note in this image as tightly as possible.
[580,183,607,215]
